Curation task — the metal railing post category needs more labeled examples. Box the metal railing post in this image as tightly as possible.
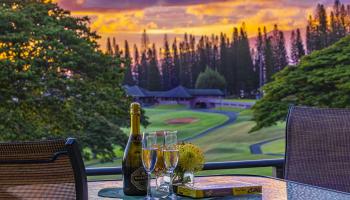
[272,164,284,179]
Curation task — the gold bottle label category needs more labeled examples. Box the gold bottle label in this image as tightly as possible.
[131,167,147,191]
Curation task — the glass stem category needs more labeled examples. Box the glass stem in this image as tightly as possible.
[147,172,152,198]
[169,171,174,196]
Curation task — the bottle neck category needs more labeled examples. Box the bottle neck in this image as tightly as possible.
[130,113,140,135]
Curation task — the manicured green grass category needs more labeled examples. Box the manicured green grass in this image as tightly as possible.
[212,106,245,113]
[261,139,285,155]
[87,105,286,180]
[150,104,187,110]
[141,107,228,140]
[197,167,273,177]
[192,109,285,164]
[87,105,228,168]
[224,98,257,103]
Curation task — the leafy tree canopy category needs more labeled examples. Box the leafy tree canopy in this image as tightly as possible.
[195,67,226,90]
[0,0,145,161]
[252,35,350,131]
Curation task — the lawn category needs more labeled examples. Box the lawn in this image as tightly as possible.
[142,106,228,140]
[261,139,285,155]
[87,105,286,180]
[192,109,285,177]
[224,98,257,103]
[212,106,245,113]
[87,105,228,168]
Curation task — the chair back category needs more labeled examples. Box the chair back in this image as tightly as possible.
[285,106,350,192]
[0,138,87,199]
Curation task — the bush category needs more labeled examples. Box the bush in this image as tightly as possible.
[195,67,226,90]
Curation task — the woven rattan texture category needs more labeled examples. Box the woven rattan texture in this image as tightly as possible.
[0,139,76,199]
[285,106,350,193]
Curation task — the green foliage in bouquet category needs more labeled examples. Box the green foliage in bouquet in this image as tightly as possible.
[252,35,350,131]
[174,143,205,183]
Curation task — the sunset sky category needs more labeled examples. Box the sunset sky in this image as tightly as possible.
[55,0,350,51]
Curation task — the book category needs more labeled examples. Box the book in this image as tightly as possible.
[174,177,262,198]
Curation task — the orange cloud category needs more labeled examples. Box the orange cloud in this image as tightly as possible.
[56,0,330,50]
[71,10,145,34]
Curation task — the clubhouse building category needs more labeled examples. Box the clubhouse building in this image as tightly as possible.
[123,85,225,108]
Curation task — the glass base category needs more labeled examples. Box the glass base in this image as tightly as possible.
[163,193,177,200]
[144,196,159,200]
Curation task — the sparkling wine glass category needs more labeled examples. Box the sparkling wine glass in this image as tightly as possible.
[142,132,158,200]
[154,131,167,191]
[163,131,179,200]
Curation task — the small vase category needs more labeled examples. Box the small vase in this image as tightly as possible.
[183,171,195,186]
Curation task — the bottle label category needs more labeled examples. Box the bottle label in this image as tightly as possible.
[131,167,147,191]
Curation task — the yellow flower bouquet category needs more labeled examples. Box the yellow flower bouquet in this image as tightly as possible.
[174,143,205,184]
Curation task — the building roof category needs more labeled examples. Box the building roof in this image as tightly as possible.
[123,85,146,97]
[159,86,192,98]
[124,85,224,98]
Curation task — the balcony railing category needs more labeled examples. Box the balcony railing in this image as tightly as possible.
[86,158,285,178]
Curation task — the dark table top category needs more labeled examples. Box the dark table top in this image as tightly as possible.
[88,175,350,200]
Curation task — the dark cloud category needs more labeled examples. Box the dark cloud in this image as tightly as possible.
[58,0,227,11]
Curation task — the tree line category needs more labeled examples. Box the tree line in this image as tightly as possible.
[252,0,350,131]
[106,0,350,97]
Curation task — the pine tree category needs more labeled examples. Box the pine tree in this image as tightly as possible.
[189,34,196,87]
[255,27,265,89]
[106,37,113,55]
[263,27,274,83]
[219,33,231,93]
[330,0,347,44]
[196,36,207,81]
[277,31,288,70]
[330,11,337,44]
[316,4,328,49]
[134,44,141,85]
[122,40,135,85]
[172,38,180,87]
[290,30,298,65]
[212,35,220,71]
[161,34,173,90]
[295,29,305,63]
[179,33,192,87]
[147,44,161,90]
[139,51,148,88]
[236,24,256,96]
[112,37,117,54]
[270,25,288,72]
[141,29,150,53]
[306,15,316,54]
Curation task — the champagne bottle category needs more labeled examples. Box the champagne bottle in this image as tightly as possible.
[122,102,147,195]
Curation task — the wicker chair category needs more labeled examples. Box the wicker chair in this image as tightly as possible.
[0,138,87,199]
[285,106,350,193]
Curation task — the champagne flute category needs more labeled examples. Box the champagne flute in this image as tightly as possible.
[142,132,158,200]
[154,131,167,191]
[163,131,179,200]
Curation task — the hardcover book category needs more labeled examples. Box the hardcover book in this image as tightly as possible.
[174,177,262,198]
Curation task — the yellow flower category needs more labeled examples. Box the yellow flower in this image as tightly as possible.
[177,143,205,173]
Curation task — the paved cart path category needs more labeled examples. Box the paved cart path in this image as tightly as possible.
[249,137,284,155]
[184,109,238,142]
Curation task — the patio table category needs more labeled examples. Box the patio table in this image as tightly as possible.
[88,175,350,200]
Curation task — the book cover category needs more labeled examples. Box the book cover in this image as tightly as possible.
[174,178,262,198]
